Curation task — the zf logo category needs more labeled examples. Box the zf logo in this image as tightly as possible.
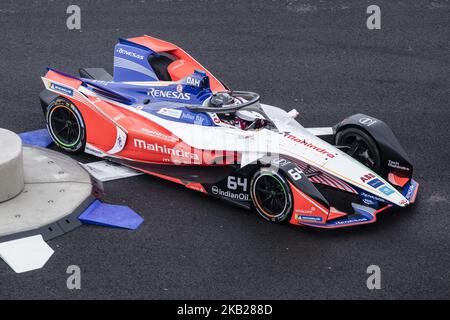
[227,176,247,192]
[359,117,377,127]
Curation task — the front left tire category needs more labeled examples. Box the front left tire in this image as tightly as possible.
[250,168,293,223]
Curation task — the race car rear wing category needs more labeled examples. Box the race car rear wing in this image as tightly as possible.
[41,68,136,105]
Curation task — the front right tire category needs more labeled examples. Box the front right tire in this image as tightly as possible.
[335,127,381,171]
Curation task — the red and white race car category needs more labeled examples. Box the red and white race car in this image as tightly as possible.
[39,35,419,228]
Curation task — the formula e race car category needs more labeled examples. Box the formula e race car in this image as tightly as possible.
[39,35,419,228]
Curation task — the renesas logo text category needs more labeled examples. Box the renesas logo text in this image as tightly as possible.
[115,48,144,60]
[283,133,335,158]
[50,83,73,96]
[211,186,250,201]
[133,138,199,161]
[147,88,191,100]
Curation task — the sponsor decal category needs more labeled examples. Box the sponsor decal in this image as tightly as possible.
[157,108,183,119]
[359,191,386,203]
[116,135,125,150]
[50,83,73,96]
[186,76,201,87]
[85,145,104,156]
[138,128,179,143]
[295,207,316,215]
[176,84,183,93]
[133,138,199,161]
[362,198,377,206]
[367,178,384,188]
[288,167,303,181]
[113,114,126,122]
[272,158,291,167]
[283,133,335,158]
[378,185,395,196]
[115,48,144,60]
[147,88,191,100]
[210,113,221,124]
[333,217,369,225]
[360,173,376,183]
[388,160,410,171]
[405,182,415,200]
[362,174,396,197]
[211,185,250,201]
[114,136,125,152]
[181,112,206,124]
[227,176,248,192]
[359,117,377,126]
[296,214,322,222]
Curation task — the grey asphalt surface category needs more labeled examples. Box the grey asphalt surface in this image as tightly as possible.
[0,0,449,299]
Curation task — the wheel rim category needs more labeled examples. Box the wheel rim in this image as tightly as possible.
[341,134,378,169]
[49,105,81,148]
[253,174,288,218]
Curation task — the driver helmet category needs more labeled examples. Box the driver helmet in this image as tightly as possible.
[208,92,235,108]
[235,109,266,122]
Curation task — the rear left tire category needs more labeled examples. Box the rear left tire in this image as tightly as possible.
[46,97,86,153]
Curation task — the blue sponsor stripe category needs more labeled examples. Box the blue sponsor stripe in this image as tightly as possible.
[379,185,395,196]
[299,215,322,222]
[367,178,383,188]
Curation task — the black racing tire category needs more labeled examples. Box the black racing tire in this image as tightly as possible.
[250,168,293,223]
[335,127,381,171]
[46,97,86,153]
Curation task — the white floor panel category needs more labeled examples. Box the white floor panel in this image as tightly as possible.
[0,235,54,273]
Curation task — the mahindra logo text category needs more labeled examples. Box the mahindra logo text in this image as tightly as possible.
[133,139,199,161]
[283,133,335,158]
